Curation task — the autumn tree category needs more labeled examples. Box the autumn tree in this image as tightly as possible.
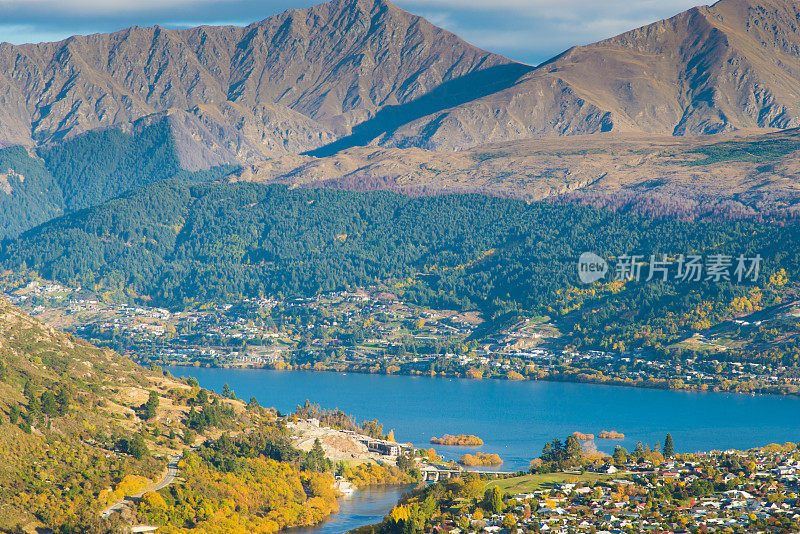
[462,474,485,500]
[361,419,384,439]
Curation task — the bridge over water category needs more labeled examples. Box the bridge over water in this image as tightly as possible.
[420,464,514,482]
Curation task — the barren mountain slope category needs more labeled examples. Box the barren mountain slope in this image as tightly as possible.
[236,127,800,206]
[382,0,800,150]
[0,0,798,169]
[0,0,515,164]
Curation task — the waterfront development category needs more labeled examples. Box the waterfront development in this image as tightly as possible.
[9,275,800,400]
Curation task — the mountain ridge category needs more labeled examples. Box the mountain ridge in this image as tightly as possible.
[380,0,800,150]
[0,0,515,165]
[1,0,800,168]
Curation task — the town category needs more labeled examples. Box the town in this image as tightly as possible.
[376,440,800,534]
[3,271,800,397]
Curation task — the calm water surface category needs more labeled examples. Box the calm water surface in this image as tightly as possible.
[169,367,800,472]
[288,485,411,534]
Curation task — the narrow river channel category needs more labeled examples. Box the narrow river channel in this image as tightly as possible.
[289,485,412,534]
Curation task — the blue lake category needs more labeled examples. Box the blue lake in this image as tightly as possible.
[168,367,800,472]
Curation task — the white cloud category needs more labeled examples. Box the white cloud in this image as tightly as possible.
[0,0,707,19]
[0,0,215,15]
[0,0,714,63]
[398,0,705,18]
[393,0,707,63]
[0,24,76,44]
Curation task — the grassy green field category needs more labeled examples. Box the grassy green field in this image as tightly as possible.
[486,472,613,493]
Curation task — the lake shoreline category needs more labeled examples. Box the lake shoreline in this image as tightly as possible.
[166,365,800,470]
[164,361,800,399]
[285,484,415,534]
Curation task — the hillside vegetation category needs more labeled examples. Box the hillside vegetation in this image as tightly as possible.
[0,146,64,239]
[0,296,176,529]
[0,298,386,533]
[0,122,239,239]
[3,181,798,361]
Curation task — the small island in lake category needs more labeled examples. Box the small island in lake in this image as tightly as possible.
[572,432,594,441]
[598,430,625,440]
[430,434,484,446]
[458,452,503,466]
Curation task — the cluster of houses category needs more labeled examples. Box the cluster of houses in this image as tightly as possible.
[428,446,800,533]
[6,276,799,395]
[332,425,403,457]
[361,438,403,457]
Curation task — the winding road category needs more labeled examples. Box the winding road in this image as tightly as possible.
[101,451,183,519]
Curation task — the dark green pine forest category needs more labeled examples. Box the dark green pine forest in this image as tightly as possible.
[0,122,236,239]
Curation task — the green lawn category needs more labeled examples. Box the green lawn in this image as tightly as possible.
[486,472,612,494]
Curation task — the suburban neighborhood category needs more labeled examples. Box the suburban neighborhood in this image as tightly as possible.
[380,442,800,534]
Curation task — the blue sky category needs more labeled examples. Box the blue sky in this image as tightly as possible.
[0,0,706,65]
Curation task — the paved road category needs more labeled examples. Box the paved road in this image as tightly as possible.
[101,451,183,519]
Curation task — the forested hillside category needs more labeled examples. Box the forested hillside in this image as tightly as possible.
[0,295,172,529]
[38,123,182,212]
[0,297,367,532]
[0,146,63,238]
[4,181,797,354]
[0,122,237,239]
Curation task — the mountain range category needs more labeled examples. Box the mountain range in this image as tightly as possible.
[0,0,799,238]
[0,0,519,168]
[1,0,800,163]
